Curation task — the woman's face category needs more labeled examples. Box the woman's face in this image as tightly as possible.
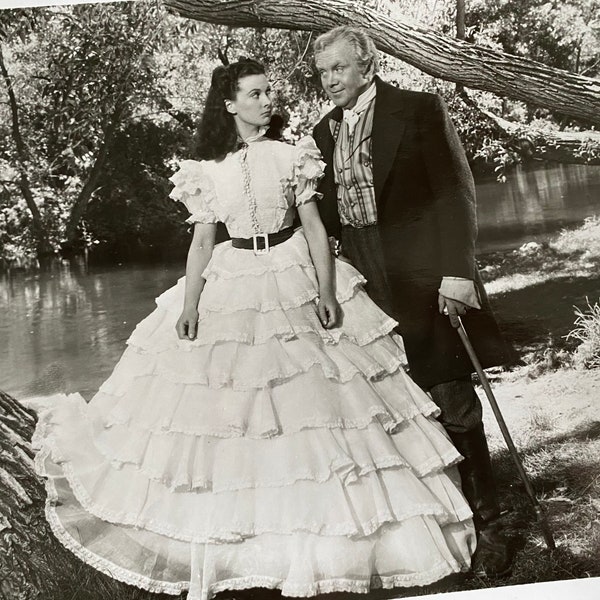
[226,73,273,131]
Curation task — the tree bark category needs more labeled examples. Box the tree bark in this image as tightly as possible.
[0,45,53,257]
[164,0,600,127]
[455,0,465,94]
[480,109,600,166]
[63,117,118,248]
[0,390,176,599]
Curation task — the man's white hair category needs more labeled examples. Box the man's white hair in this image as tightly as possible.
[313,25,379,75]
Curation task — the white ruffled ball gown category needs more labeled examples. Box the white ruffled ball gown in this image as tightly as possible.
[33,134,476,600]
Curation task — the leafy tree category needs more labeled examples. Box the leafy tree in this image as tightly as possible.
[0,1,172,261]
[466,0,599,77]
[85,119,190,262]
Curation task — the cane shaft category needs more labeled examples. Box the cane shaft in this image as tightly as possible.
[456,318,556,549]
[456,324,537,502]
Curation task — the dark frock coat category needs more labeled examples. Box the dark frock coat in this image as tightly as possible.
[313,77,511,389]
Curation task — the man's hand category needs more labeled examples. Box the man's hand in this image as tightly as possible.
[327,236,353,266]
[336,253,354,266]
[438,294,469,329]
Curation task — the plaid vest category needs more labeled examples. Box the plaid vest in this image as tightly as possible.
[329,97,377,227]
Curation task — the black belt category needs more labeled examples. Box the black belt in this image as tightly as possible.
[231,227,295,253]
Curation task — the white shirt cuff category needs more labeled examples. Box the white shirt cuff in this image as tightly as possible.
[439,277,481,309]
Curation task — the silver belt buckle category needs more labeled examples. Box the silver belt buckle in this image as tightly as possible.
[252,233,270,255]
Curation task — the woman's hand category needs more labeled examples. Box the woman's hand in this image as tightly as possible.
[176,307,199,340]
[317,293,343,329]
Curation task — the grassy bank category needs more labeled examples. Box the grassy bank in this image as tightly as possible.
[448,216,600,593]
[6,219,600,599]
[479,215,600,374]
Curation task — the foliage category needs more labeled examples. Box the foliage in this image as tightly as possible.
[466,0,600,78]
[0,7,335,263]
[0,1,173,260]
[1,0,599,263]
[85,119,190,262]
[567,298,600,369]
[35,2,166,178]
[457,0,600,176]
[552,215,600,258]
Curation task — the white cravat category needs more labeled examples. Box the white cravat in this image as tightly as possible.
[342,109,361,132]
[342,81,376,133]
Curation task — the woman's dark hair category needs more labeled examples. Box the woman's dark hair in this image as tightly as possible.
[194,58,283,161]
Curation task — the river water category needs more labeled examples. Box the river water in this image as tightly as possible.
[1,163,599,399]
[476,163,600,252]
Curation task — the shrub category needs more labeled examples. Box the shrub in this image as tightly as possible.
[567,298,600,369]
[552,216,600,259]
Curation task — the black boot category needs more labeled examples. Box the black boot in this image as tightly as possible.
[449,423,514,577]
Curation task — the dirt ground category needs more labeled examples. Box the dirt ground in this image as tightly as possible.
[480,367,600,452]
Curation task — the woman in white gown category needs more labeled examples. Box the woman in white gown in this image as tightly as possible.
[33,58,476,600]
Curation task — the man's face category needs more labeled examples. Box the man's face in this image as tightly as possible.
[315,39,373,110]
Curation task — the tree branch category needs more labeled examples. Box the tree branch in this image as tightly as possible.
[459,91,600,166]
[0,44,51,255]
[164,0,600,126]
[63,113,119,246]
[481,109,600,166]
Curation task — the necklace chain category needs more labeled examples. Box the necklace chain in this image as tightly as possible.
[239,144,261,234]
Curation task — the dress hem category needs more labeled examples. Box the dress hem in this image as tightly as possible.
[41,478,470,600]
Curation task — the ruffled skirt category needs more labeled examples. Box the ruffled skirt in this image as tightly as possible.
[33,229,476,599]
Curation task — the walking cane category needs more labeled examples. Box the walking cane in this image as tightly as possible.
[455,316,556,550]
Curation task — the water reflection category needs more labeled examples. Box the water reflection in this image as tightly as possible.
[476,163,600,252]
[0,260,182,399]
[1,163,599,400]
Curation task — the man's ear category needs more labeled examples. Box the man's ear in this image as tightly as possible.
[362,59,375,81]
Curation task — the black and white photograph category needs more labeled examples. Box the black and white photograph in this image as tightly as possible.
[0,1,599,599]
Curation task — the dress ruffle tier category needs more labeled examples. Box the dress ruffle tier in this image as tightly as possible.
[33,230,475,599]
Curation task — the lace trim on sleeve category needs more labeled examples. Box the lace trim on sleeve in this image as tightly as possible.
[285,137,326,207]
[169,160,218,224]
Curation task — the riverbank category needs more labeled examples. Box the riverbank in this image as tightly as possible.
[4,218,600,599]
[478,215,600,371]
[449,217,600,593]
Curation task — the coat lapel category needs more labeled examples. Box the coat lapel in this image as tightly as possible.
[317,106,342,163]
[372,77,407,207]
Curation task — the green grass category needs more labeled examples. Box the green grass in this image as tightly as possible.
[567,298,600,369]
[477,215,600,378]
[479,216,600,298]
[7,219,600,599]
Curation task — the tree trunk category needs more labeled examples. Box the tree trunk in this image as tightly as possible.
[0,390,177,599]
[63,118,118,249]
[0,45,53,258]
[479,108,600,166]
[455,0,465,94]
[164,0,600,127]
[0,390,44,599]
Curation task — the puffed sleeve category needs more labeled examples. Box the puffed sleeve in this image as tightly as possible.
[169,160,218,224]
[292,136,326,206]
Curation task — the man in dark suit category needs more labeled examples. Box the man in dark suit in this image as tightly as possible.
[312,26,514,576]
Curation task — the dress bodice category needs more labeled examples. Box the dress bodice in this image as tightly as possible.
[169,136,325,238]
